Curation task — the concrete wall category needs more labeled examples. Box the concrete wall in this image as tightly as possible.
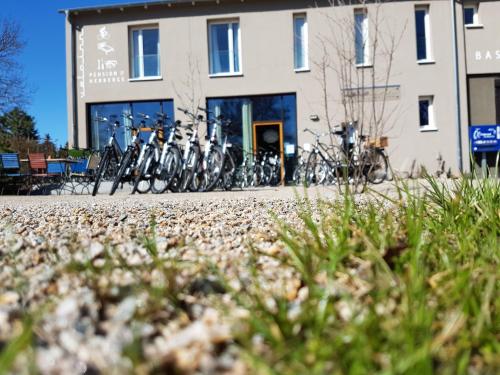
[464,0,500,75]
[64,0,497,175]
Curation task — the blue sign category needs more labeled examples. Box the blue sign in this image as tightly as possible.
[469,125,500,152]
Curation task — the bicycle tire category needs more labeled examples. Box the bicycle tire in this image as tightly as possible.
[152,146,182,194]
[92,150,110,196]
[317,160,329,185]
[252,164,263,186]
[180,146,200,192]
[204,146,224,192]
[110,149,133,195]
[132,147,154,194]
[221,151,236,191]
[304,151,319,187]
[292,164,304,186]
[366,149,388,184]
[348,148,368,194]
[261,164,273,186]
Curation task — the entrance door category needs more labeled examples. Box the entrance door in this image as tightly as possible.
[252,121,284,184]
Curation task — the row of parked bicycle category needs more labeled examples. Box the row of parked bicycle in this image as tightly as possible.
[90,106,389,196]
[0,109,390,195]
[291,128,390,191]
[92,107,287,196]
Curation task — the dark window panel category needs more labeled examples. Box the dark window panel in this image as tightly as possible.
[463,8,474,25]
[415,9,427,60]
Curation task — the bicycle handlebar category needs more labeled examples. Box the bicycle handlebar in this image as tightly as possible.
[197,106,213,115]
[137,113,150,120]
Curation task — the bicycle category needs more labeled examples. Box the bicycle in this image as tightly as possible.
[92,115,124,196]
[333,123,389,193]
[132,113,167,194]
[364,137,389,184]
[198,107,236,192]
[303,128,341,189]
[109,113,148,196]
[177,107,203,193]
[234,150,263,188]
[292,146,307,186]
[150,119,184,194]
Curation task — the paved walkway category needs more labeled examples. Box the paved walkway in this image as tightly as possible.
[0,180,429,207]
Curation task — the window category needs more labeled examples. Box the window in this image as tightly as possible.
[208,21,241,76]
[130,27,160,79]
[464,4,480,26]
[207,93,297,181]
[89,100,174,151]
[354,9,369,66]
[293,14,309,71]
[418,96,436,130]
[415,6,432,62]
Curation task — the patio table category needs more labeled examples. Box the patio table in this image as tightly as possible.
[20,158,80,194]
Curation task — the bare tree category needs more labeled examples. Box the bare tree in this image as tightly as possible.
[172,53,204,117]
[0,19,29,113]
[314,0,406,143]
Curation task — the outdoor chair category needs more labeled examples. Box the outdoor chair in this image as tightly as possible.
[47,161,68,195]
[69,152,101,194]
[27,153,50,194]
[0,153,27,194]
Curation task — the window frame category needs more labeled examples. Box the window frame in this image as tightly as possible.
[208,19,242,77]
[415,6,434,64]
[418,95,437,131]
[129,25,161,80]
[293,13,309,72]
[354,8,371,67]
[464,3,482,28]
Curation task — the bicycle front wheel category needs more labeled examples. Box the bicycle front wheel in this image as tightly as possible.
[366,149,388,184]
[92,150,110,196]
[305,151,319,187]
[152,146,182,194]
[204,146,224,192]
[221,152,236,191]
[110,149,133,196]
[132,147,154,194]
[180,147,200,192]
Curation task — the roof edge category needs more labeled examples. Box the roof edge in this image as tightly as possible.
[58,0,218,15]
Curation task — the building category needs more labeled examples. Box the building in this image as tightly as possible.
[61,0,500,179]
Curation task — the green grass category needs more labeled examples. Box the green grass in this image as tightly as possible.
[232,176,499,375]
[1,176,498,374]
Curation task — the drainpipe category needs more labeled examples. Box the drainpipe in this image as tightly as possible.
[450,0,463,173]
[67,11,79,149]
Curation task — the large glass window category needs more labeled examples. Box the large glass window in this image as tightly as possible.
[208,21,241,75]
[89,100,174,151]
[415,7,431,61]
[294,14,309,71]
[354,10,369,66]
[130,27,160,79]
[207,94,297,182]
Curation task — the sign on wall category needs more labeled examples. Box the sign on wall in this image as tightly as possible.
[342,85,400,101]
[474,50,500,61]
[87,26,126,86]
[469,125,500,152]
[77,28,85,98]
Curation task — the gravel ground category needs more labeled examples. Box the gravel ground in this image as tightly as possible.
[0,182,409,374]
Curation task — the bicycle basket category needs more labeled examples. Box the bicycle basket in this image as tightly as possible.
[367,137,388,148]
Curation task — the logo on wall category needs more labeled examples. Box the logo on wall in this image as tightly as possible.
[88,26,125,85]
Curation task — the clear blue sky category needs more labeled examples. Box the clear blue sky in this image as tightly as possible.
[2,0,146,147]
